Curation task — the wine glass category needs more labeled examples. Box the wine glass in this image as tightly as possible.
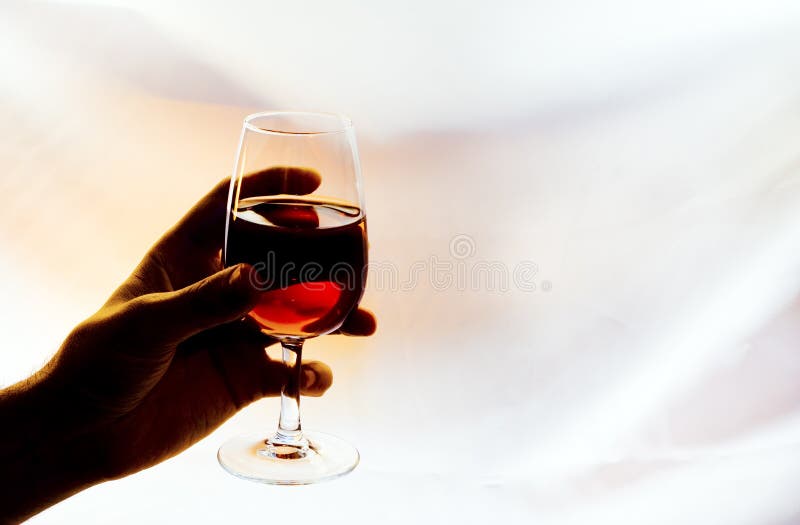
[217,111,367,484]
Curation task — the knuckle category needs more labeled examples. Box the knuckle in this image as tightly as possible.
[115,294,166,342]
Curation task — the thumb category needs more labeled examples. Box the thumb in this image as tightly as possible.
[141,264,261,344]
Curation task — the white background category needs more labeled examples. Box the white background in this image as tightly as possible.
[3,0,800,523]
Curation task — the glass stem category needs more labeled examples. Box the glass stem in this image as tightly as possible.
[275,339,305,445]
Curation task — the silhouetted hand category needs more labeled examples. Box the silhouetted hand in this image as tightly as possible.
[0,172,375,523]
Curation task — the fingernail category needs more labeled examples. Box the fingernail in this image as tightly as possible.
[229,264,257,292]
[303,368,317,388]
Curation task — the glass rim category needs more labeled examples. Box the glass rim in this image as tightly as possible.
[243,111,353,136]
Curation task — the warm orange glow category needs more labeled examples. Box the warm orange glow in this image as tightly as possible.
[249,281,344,337]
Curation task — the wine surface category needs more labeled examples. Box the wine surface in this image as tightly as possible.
[225,196,367,338]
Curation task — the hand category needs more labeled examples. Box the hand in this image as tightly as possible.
[0,171,375,522]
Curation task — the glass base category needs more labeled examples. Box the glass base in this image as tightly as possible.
[218,431,359,485]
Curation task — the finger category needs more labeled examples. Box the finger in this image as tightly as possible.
[161,166,322,253]
[207,351,331,408]
[204,335,288,409]
[177,315,275,357]
[201,333,330,404]
[182,322,333,403]
[300,360,333,397]
[239,166,322,199]
[132,264,261,344]
[335,308,377,336]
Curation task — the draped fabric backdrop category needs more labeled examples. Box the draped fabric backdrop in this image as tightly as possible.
[2,1,800,523]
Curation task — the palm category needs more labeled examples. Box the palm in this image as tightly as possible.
[88,180,282,476]
[95,322,281,478]
[96,265,280,478]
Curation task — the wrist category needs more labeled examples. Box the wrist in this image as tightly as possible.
[0,371,103,522]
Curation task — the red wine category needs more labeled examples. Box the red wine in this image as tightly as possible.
[225,196,367,338]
